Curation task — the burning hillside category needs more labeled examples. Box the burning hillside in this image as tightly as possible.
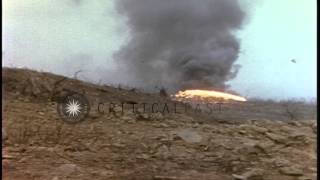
[174,89,247,102]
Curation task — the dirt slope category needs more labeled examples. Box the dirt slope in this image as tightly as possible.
[2,68,317,180]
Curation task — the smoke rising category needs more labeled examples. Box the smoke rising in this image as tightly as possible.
[114,0,246,91]
[4,0,246,92]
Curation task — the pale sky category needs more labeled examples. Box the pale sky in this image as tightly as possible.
[230,0,317,100]
[2,0,317,100]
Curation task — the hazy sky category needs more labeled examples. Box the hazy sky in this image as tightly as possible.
[3,0,317,100]
[230,0,317,100]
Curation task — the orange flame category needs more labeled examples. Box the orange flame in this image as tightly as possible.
[174,89,247,102]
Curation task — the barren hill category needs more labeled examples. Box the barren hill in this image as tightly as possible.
[2,68,317,180]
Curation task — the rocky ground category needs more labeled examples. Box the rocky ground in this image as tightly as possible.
[2,68,317,180]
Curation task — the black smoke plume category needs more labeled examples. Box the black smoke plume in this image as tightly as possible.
[114,0,246,92]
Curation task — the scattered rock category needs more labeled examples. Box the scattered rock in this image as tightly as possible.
[289,133,308,143]
[52,176,59,180]
[160,123,170,128]
[175,129,202,143]
[239,124,268,134]
[236,143,261,155]
[38,111,45,116]
[97,170,114,176]
[279,166,304,176]
[265,132,287,144]
[272,158,291,167]
[155,145,170,159]
[136,153,150,160]
[151,112,164,120]
[137,113,150,120]
[18,156,30,163]
[288,121,302,127]
[192,123,199,128]
[254,141,274,153]
[121,115,134,121]
[279,126,297,134]
[170,145,190,158]
[298,175,314,180]
[252,126,269,133]
[56,163,81,176]
[112,143,126,148]
[232,168,264,180]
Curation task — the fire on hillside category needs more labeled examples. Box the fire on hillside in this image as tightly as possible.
[173,89,247,103]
